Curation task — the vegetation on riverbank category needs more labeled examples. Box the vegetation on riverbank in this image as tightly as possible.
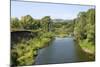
[74,9,95,54]
[79,40,95,54]
[11,8,95,66]
[11,32,54,66]
[11,16,54,66]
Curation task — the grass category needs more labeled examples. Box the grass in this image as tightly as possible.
[79,40,95,54]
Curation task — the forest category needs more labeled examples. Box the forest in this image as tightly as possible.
[11,8,95,66]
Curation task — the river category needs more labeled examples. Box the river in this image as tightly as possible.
[35,37,94,65]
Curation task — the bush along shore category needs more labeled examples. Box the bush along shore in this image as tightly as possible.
[73,9,95,56]
[79,40,95,54]
[11,32,54,66]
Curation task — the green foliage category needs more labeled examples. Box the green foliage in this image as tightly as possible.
[41,16,52,32]
[53,20,74,37]
[74,8,95,53]
[11,15,54,66]
[79,39,95,53]
[11,8,95,66]
[11,31,53,66]
[11,17,21,29]
[11,15,52,32]
[20,15,34,29]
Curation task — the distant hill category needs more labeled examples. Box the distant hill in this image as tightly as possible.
[52,19,73,23]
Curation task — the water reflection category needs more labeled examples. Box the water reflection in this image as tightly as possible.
[35,37,94,65]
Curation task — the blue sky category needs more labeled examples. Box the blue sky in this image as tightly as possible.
[11,1,95,19]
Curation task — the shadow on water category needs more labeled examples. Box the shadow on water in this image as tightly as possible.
[74,41,95,62]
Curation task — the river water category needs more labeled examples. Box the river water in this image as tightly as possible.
[35,37,94,65]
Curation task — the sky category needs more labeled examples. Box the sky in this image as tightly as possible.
[11,1,95,19]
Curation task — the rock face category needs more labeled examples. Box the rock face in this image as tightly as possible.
[11,31,37,44]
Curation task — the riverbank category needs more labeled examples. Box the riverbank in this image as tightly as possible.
[74,38,95,55]
[80,42,95,55]
[79,40,95,54]
[11,32,54,66]
[80,43,95,61]
[55,34,69,38]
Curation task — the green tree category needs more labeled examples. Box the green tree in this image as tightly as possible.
[86,9,95,44]
[11,17,21,29]
[20,15,34,29]
[41,16,52,32]
[74,8,95,45]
